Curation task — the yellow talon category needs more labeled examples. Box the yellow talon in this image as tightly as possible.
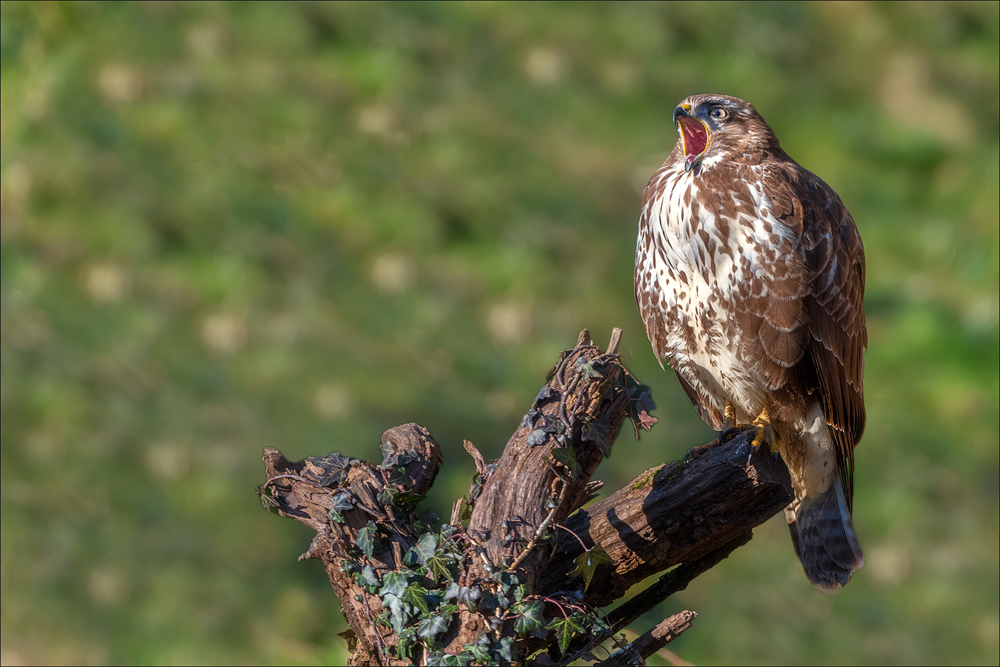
[751,407,777,454]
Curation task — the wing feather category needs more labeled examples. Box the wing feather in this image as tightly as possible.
[796,173,867,510]
[672,368,726,431]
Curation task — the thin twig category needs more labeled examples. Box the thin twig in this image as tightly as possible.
[507,478,570,572]
[463,439,487,476]
[606,531,751,633]
[597,611,697,666]
[544,595,569,619]
[606,328,622,356]
[450,496,465,526]
[360,593,386,665]
[262,473,322,491]
[554,523,590,553]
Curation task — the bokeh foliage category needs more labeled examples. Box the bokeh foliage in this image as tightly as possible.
[1,2,997,664]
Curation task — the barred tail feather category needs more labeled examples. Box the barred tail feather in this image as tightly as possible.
[788,472,864,594]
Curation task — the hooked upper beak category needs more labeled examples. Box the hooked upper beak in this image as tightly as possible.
[671,103,692,125]
[673,104,709,173]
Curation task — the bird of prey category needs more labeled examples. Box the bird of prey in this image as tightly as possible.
[634,94,866,592]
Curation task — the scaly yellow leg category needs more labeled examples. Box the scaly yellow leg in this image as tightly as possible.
[723,402,737,429]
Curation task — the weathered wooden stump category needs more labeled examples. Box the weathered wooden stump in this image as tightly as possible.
[258,329,793,665]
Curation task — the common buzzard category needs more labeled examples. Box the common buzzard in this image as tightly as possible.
[634,94,866,592]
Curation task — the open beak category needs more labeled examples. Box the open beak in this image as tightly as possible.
[673,104,709,173]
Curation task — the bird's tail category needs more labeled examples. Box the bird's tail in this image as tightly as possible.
[787,471,864,594]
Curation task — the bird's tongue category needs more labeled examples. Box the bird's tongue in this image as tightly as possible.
[678,116,708,165]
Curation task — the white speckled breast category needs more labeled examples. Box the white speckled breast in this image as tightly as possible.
[635,163,796,425]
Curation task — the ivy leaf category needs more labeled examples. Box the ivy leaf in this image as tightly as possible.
[356,521,377,558]
[402,583,429,615]
[550,615,586,654]
[462,585,482,606]
[526,429,548,447]
[393,491,425,510]
[581,419,610,457]
[525,413,567,448]
[514,600,545,637]
[394,626,415,660]
[377,487,398,507]
[497,571,518,596]
[469,473,484,502]
[534,385,555,405]
[305,452,353,487]
[423,590,443,610]
[443,581,462,600]
[636,411,658,432]
[444,582,480,606]
[539,413,565,434]
[383,448,419,469]
[635,406,660,439]
[566,545,612,592]
[624,377,658,438]
[417,616,449,639]
[383,465,409,486]
[379,570,409,598]
[495,637,514,662]
[259,491,279,510]
[402,547,420,567]
[634,387,656,417]
[426,555,452,584]
[589,614,611,637]
[464,642,492,663]
[520,407,539,430]
[574,357,604,379]
[551,447,581,478]
[378,438,397,461]
[359,564,380,590]
[381,593,411,634]
[414,531,438,566]
[459,501,473,523]
[425,653,463,666]
[328,491,354,523]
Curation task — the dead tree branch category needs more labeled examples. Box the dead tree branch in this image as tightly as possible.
[258,329,793,665]
[598,611,698,666]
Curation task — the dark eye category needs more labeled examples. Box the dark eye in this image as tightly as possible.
[710,107,728,120]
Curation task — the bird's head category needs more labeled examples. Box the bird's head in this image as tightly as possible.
[672,94,776,175]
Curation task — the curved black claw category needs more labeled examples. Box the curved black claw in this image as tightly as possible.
[685,426,748,462]
[718,426,744,444]
[684,438,725,462]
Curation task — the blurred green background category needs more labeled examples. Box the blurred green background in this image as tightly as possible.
[2,2,997,664]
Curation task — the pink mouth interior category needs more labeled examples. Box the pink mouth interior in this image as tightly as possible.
[677,116,708,163]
